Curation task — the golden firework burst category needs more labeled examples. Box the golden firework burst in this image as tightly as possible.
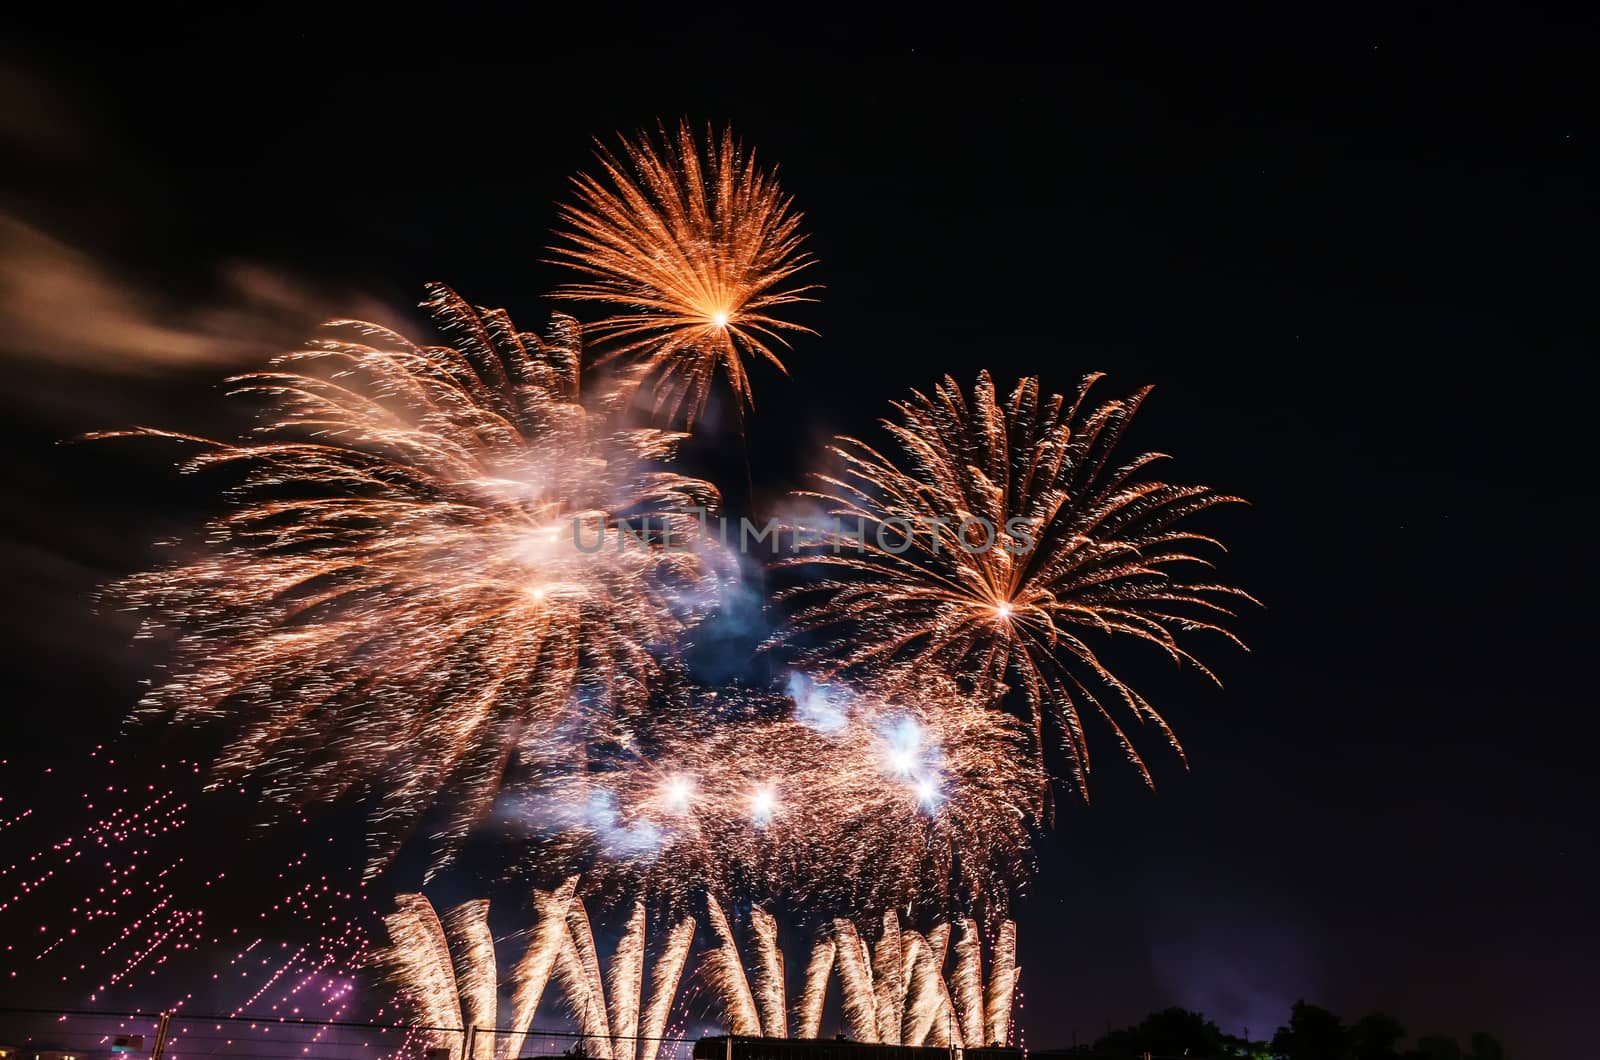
[101,285,729,874]
[550,120,819,427]
[775,371,1254,790]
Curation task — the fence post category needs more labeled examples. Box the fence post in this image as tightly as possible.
[149,1012,172,1060]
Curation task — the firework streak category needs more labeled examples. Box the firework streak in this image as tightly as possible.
[380,893,1019,1049]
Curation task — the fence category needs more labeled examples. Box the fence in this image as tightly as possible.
[0,1010,697,1060]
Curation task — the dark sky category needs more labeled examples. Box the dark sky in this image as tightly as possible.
[2,11,1595,1058]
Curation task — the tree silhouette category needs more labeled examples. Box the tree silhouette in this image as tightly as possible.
[1084,1000,1507,1060]
[1271,1001,1350,1060]
[1350,1012,1405,1060]
[1093,1006,1226,1057]
[1466,1032,1506,1060]
[1407,1036,1461,1060]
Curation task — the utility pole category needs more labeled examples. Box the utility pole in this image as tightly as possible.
[148,1012,172,1060]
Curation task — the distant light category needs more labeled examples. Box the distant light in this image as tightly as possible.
[664,776,693,810]
[916,779,938,805]
[529,586,547,603]
[751,786,776,822]
[712,311,729,327]
[994,602,1013,620]
[890,749,916,774]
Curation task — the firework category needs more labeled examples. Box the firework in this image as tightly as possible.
[748,906,787,1038]
[502,880,576,1060]
[776,371,1253,790]
[383,891,705,1060]
[900,928,943,1046]
[607,902,646,1060]
[832,918,877,1042]
[442,901,498,1058]
[379,895,468,1057]
[702,894,761,1036]
[925,924,959,1047]
[795,932,835,1039]
[637,916,696,1060]
[776,913,1017,1046]
[0,749,381,1038]
[100,285,729,875]
[550,121,818,427]
[379,890,1018,1051]
[983,920,1018,1048]
[953,918,985,1049]
[872,910,905,1044]
[519,667,1040,919]
[558,893,613,1054]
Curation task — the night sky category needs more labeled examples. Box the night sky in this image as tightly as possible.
[2,12,1595,1058]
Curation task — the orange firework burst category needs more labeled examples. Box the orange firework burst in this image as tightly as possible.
[775,371,1254,790]
[550,120,818,427]
[101,285,729,875]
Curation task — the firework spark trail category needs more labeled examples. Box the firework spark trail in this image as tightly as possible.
[101,285,728,877]
[795,932,835,1040]
[92,891,175,958]
[777,371,1252,793]
[221,874,373,1024]
[930,954,963,1045]
[442,901,497,1058]
[661,980,705,1060]
[551,120,818,428]
[102,907,199,990]
[533,670,1039,921]
[748,906,787,1038]
[553,928,609,1054]
[922,923,955,1046]
[902,935,947,1050]
[501,879,577,1060]
[701,895,761,1036]
[831,918,878,1042]
[380,895,461,1056]
[558,898,613,1056]
[230,938,310,1012]
[567,898,609,1024]
[953,919,985,1048]
[5,776,190,927]
[900,931,940,1047]
[637,916,695,1060]
[377,893,1021,1060]
[607,902,646,1060]
[3,751,375,1036]
[383,891,715,1060]
[925,922,951,971]
[983,920,1019,1048]
[871,910,905,1044]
